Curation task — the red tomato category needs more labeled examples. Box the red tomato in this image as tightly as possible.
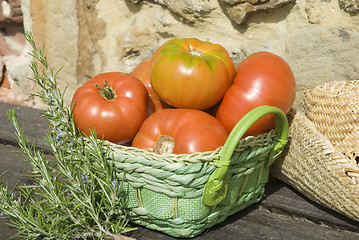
[132,109,229,154]
[217,51,296,136]
[150,38,236,110]
[71,72,148,144]
[131,58,166,115]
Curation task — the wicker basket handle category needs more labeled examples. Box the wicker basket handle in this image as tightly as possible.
[202,105,289,206]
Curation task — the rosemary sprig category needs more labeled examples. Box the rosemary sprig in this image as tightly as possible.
[0,32,136,240]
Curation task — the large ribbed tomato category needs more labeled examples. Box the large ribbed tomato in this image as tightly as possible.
[71,72,148,144]
[131,58,165,115]
[217,51,296,137]
[132,109,229,154]
[150,38,236,110]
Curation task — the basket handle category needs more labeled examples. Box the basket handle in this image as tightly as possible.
[202,105,289,206]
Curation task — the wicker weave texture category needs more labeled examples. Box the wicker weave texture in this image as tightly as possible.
[108,130,277,237]
[272,111,359,221]
[303,80,359,167]
[273,80,359,222]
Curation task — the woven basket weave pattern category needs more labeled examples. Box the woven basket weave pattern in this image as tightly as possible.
[108,130,277,237]
[273,80,359,222]
[303,80,359,166]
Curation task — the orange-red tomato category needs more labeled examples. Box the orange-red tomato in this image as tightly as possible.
[150,38,236,110]
[131,58,165,115]
[71,72,148,144]
[132,109,229,154]
[217,51,296,136]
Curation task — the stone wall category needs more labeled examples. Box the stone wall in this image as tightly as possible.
[6,0,359,110]
[0,0,32,105]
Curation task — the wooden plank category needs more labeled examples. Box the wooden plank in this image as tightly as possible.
[0,144,33,240]
[0,143,33,188]
[0,102,49,150]
[262,177,359,232]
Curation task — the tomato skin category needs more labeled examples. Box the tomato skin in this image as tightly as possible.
[150,38,236,110]
[71,72,148,144]
[132,109,229,154]
[217,51,296,136]
[131,58,165,115]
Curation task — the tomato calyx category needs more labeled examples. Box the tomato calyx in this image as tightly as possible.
[95,80,117,101]
[153,135,175,154]
[188,48,203,57]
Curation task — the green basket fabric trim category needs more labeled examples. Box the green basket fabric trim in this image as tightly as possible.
[177,197,212,220]
[120,182,139,209]
[141,188,173,219]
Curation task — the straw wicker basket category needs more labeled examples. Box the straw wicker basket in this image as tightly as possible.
[105,106,289,238]
[272,80,359,222]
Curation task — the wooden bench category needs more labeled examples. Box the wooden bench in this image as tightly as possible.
[0,101,358,239]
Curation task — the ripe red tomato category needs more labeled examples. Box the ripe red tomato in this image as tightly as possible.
[131,58,165,115]
[217,51,296,136]
[150,38,236,110]
[71,72,148,144]
[132,109,229,154]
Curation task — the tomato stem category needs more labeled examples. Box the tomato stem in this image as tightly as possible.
[188,48,203,57]
[95,80,117,101]
[153,135,175,154]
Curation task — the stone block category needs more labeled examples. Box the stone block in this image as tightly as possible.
[339,0,359,13]
[0,0,23,22]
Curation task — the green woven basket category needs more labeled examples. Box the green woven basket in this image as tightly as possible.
[108,105,288,238]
